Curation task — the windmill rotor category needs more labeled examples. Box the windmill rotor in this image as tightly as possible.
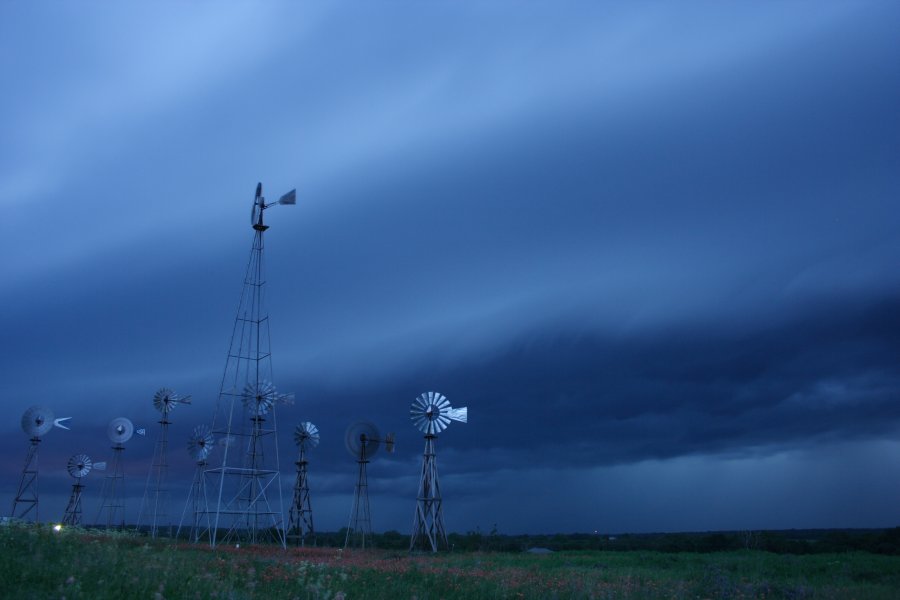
[345,421,382,459]
[242,380,293,417]
[294,422,320,449]
[187,425,214,461]
[21,406,55,437]
[153,388,192,414]
[410,391,468,435]
[107,417,135,444]
[67,454,93,479]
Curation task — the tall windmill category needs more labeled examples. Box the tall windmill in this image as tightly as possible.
[409,391,467,552]
[201,183,296,548]
[287,422,319,546]
[344,421,395,549]
[137,387,191,538]
[61,454,106,526]
[177,425,215,543]
[95,417,144,528]
[10,406,71,521]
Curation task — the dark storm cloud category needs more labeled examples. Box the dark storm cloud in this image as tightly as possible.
[283,289,900,475]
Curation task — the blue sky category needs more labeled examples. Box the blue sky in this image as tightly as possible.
[1,1,899,534]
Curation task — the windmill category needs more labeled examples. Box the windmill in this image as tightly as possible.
[137,387,191,538]
[95,417,145,528]
[201,182,296,548]
[409,391,467,552]
[177,425,215,543]
[287,421,318,546]
[61,454,106,526]
[10,406,71,521]
[344,421,395,549]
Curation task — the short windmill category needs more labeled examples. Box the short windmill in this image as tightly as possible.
[287,422,319,546]
[137,388,191,538]
[344,421,394,549]
[409,391,467,552]
[10,406,71,521]
[61,454,106,526]
[177,424,214,543]
[95,417,145,528]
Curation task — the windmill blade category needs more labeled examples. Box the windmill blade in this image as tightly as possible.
[345,421,381,459]
[242,381,285,416]
[53,417,72,430]
[21,406,55,437]
[107,417,135,444]
[409,392,452,434]
[67,454,92,478]
[294,422,320,448]
[153,388,192,414]
[187,424,214,461]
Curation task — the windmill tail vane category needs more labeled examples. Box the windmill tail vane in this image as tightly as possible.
[447,407,467,423]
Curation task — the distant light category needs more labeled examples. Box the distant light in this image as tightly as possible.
[53,524,62,532]
[235,543,240,549]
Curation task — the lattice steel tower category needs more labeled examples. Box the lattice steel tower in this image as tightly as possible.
[199,183,296,548]
[10,406,70,522]
[344,421,394,549]
[409,391,467,552]
[287,422,319,546]
[137,388,191,538]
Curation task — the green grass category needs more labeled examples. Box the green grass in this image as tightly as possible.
[2,523,899,599]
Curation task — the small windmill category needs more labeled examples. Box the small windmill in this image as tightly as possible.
[10,406,71,521]
[177,425,214,543]
[61,454,106,526]
[138,387,191,538]
[287,422,319,547]
[344,421,394,549]
[95,417,145,528]
[409,391,467,552]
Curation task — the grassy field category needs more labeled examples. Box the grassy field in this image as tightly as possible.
[2,523,899,599]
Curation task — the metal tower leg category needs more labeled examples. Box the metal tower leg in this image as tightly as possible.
[61,482,85,526]
[287,446,315,546]
[10,437,41,522]
[410,435,448,552]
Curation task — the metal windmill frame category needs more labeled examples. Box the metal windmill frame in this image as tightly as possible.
[137,388,191,538]
[409,391,467,552]
[287,422,318,546]
[344,421,394,549]
[177,424,215,542]
[10,406,70,522]
[62,454,105,526]
[95,417,141,528]
[198,183,296,548]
